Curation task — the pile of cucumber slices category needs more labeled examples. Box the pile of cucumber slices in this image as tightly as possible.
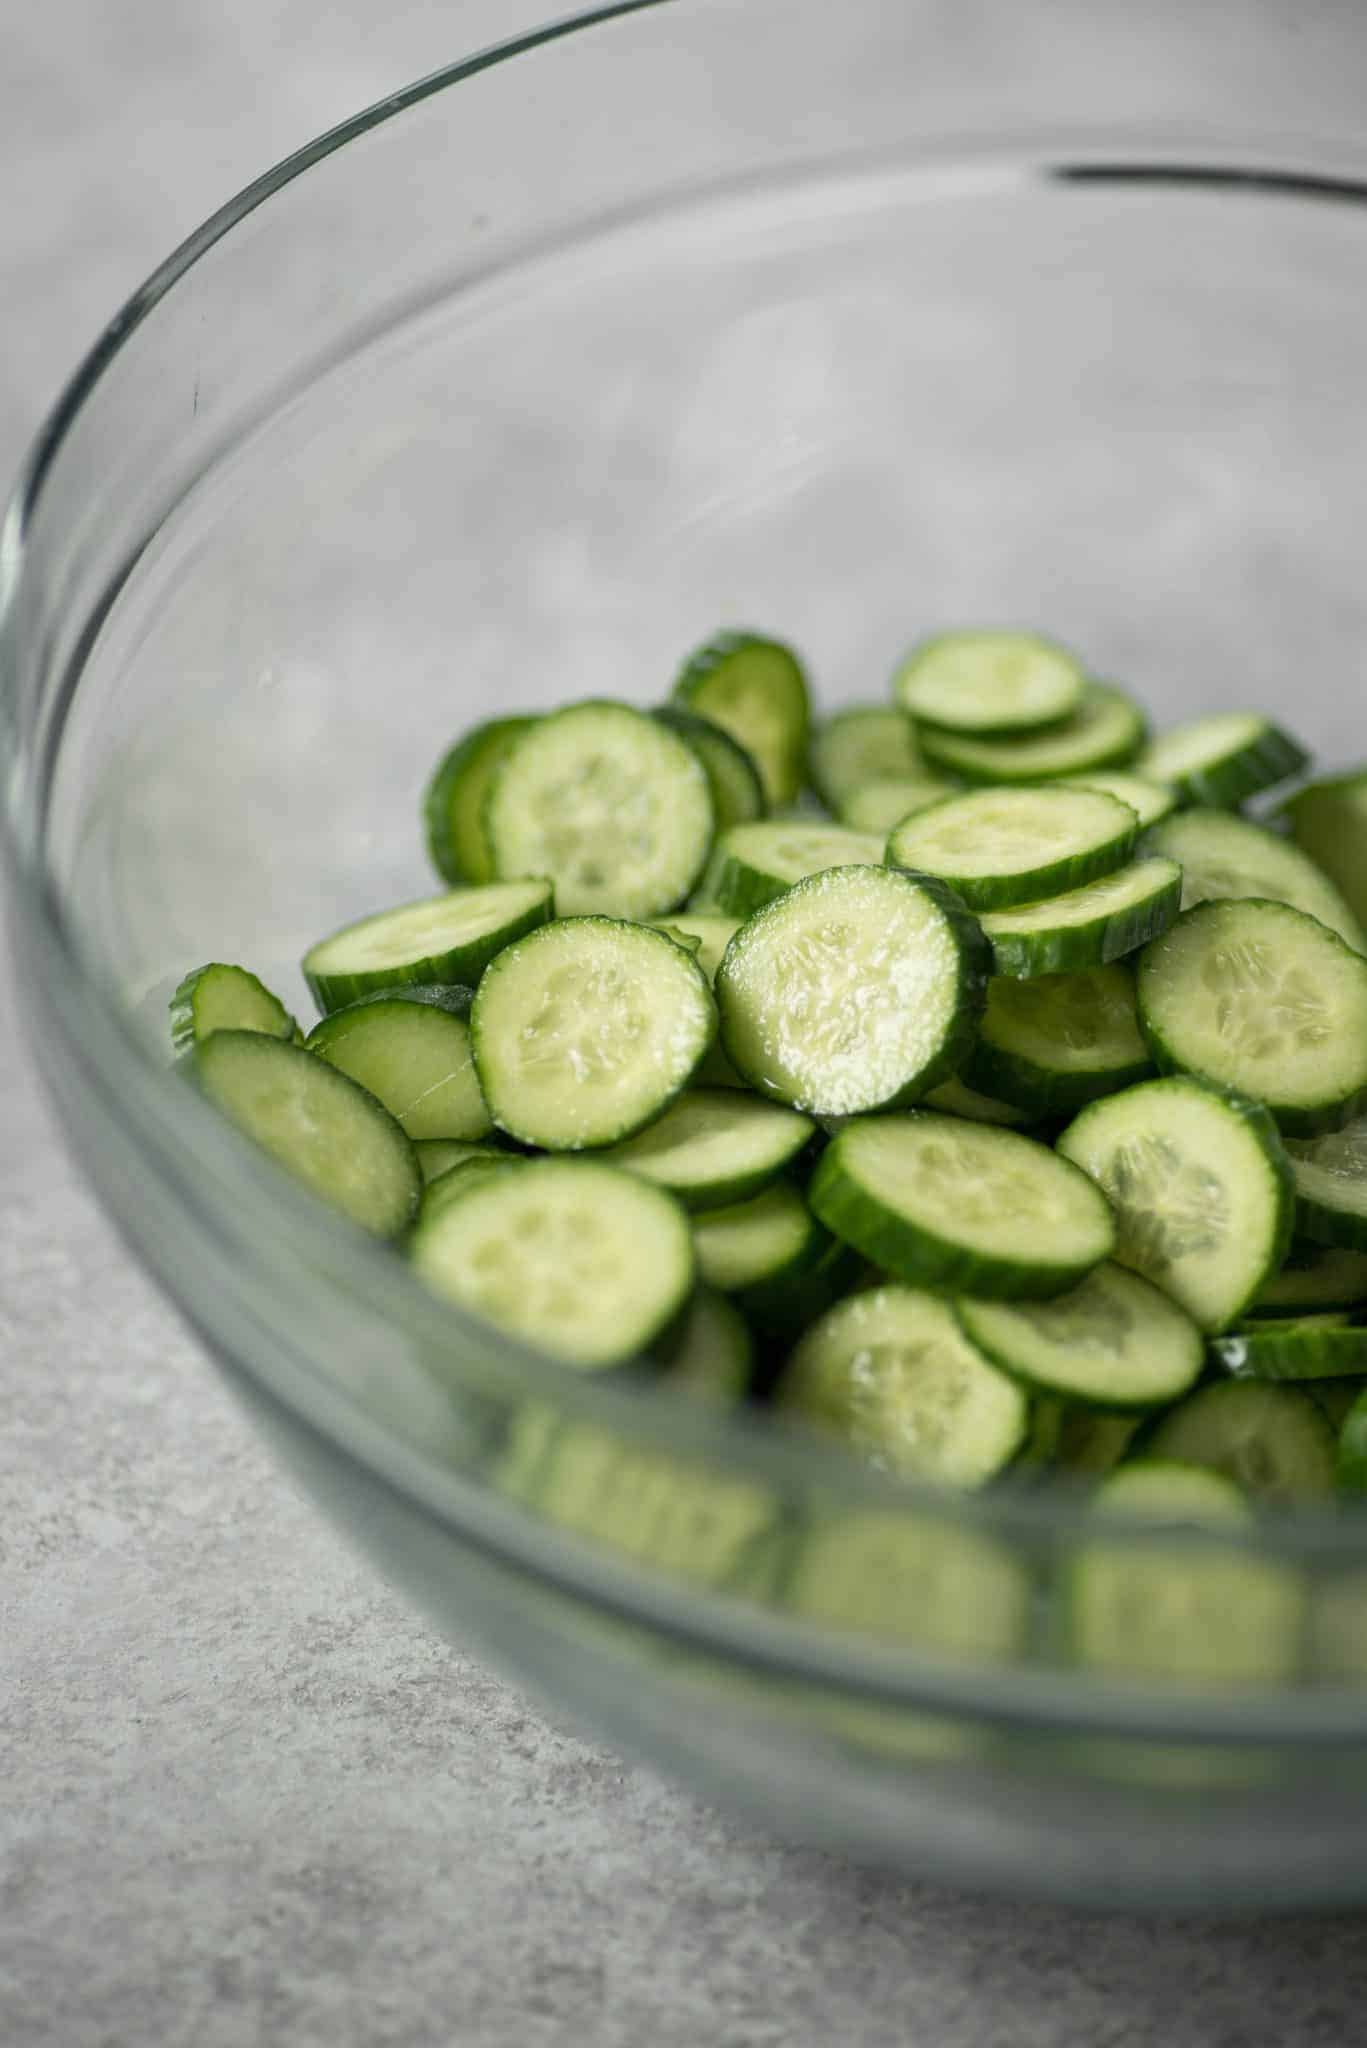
[172,627,1367,1511]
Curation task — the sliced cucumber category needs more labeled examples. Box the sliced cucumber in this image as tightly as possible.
[1070,1462,1302,1686]
[644,910,739,982]
[169,961,298,1052]
[653,705,766,833]
[837,777,957,835]
[470,917,714,1150]
[965,965,1151,1116]
[305,986,491,1142]
[916,682,1146,785]
[424,715,536,886]
[662,1288,755,1405]
[1286,1114,1367,1252]
[1149,807,1364,951]
[415,1135,501,1183]
[1281,769,1367,936]
[887,785,1137,913]
[893,630,1085,735]
[920,1074,1034,1128]
[1059,771,1178,831]
[1057,1076,1293,1333]
[190,1030,419,1237]
[702,820,885,917]
[691,1179,824,1295]
[1144,1378,1337,1502]
[957,1262,1203,1410]
[1137,899,1367,1136]
[809,705,924,810]
[778,1285,1029,1487]
[1211,1316,1367,1383]
[410,1158,693,1367]
[600,1088,813,1211]
[716,864,988,1117]
[673,631,812,808]
[420,1147,518,1220]
[1055,1407,1143,1476]
[485,700,713,919]
[493,1407,776,1585]
[1247,1244,1367,1319]
[784,1507,1030,1657]
[979,857,1183,979]
[1138,712,1309,809]
[811,1113,1115,1299]
[302,879,553,1013]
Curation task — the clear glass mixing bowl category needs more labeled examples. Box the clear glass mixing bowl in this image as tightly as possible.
[6,0,1367,1909]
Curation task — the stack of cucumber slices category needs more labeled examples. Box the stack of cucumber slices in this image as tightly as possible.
[172,626,1367,1517]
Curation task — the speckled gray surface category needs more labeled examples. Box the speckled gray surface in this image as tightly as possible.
[9,5,1367,2043]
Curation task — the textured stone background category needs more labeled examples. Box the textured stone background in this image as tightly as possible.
[7,5,1367,2043]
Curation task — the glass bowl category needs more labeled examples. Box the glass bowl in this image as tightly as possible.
[6,0,1367,1910]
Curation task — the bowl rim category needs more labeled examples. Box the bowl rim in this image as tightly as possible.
[6,0,1367,1741]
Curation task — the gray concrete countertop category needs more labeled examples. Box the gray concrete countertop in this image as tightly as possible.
[7,6,1367,2043]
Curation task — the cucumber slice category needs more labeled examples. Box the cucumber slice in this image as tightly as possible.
[784,1507,1030,1657]
[1337,1384,1367,1493]
[420,1147,518,1220]
[1058,1077,1294,1332]
[716,865,988,1117]
[887,786,1137,913]
[1096,1460,1252,1522]
[1281,769,1367,936]
[190,1030,419,1238]
[1136,899,1367,1136]
[169,961,298,1052]
[485,700,713,919]
[305,986,491,1142]
[1138,713,1309,808]
[470,917,715,1150]
[965,965,1152,1116]
[1055,1408,1143,1476]
[1286,1114,1367,1252]
[662,1288,755,1405]
[1212,1315,1367,1383]
[893,630,1085,735]
[1014,1396,1067,1469]
[644,911,739,982]
[1070,1462,1302,1687]
[302,879,553,1013]
[1247,1243,1367,1319]
[837,777,957,835]
[424,715,536,886]
[811,1113,1115,1299]
[600,1088,814,1212]
[1059,771,1178,831]
[920,1075,1034,1128]
[979,857,1183,979]
[494,1405,777,1584]
[1144,1379,1337,1502]
[778,1285,1028,1486]
[916,683,1146,785]
[653,705,766,833]
[673,631,812,808]
[410,1158,693,1367]
[956,1262,1203,1409]
[809,705,924,810]
[415,1135,501,1183]
[691,1179,824,1295]
[702,820,885,917]
[1149,807,1365,951]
